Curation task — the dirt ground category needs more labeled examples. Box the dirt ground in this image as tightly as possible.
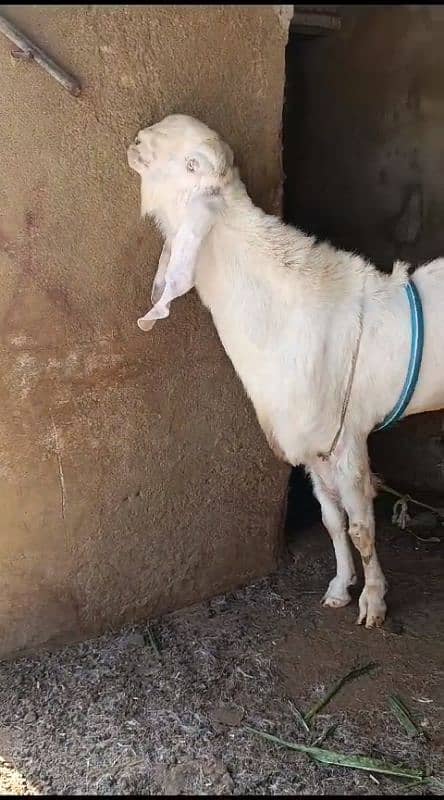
[0,496,442,795]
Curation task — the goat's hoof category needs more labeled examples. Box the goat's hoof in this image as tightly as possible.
[356,589,387,628]
[321,582,352,609]
[322,594,351,608]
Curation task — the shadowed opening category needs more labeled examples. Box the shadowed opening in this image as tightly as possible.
[282,4,444,542]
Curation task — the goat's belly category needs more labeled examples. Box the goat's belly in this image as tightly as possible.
[406,371,444,417]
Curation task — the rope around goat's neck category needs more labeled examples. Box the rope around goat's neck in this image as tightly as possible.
[317,287,365,462]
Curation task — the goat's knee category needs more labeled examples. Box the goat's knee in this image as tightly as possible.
[334,451,388,628]
[346,522,387,626]
[348,523,387,627]
[349,522,373,563]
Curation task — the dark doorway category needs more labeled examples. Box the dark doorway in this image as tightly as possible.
[282,5,444,537]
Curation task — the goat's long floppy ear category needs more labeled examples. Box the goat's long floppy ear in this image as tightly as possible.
[151,240,171,305]
[137,194,221,332]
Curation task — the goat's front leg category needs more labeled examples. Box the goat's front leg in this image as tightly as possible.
[309,463,357,608]
[335,444,387,628]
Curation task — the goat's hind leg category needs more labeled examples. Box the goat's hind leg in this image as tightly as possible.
[309,463,357,608]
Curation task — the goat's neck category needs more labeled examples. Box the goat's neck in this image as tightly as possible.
[208,185,322,307]
[195,188,319,348]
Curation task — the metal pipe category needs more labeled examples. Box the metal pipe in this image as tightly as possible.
[0,13,81,96]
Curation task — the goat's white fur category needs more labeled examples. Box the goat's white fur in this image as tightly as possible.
[127,113,444,628]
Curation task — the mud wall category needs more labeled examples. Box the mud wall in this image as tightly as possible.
[0,5,292,658]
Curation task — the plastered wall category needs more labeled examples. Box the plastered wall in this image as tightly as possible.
[0,5,291,658]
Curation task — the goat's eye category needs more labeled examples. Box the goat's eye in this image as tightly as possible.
[135,136,141,145]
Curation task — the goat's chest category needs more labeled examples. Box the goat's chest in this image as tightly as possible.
[195,251,285,388]
[194,253,330,460]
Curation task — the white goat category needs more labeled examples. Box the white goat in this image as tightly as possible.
[127,113,444,628]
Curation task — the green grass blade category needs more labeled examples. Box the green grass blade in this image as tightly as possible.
[429,777,444,791]
[304,662,377,723]
[245,726,425,781]
[145,626,161,660]
[289,703,311,734]
[389,694,423,738]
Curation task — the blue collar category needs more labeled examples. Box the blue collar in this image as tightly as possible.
[373,278,424,432]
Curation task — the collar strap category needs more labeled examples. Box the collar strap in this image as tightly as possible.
[374,278,424,432]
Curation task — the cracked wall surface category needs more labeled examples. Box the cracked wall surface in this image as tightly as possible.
[0,5,291,658]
